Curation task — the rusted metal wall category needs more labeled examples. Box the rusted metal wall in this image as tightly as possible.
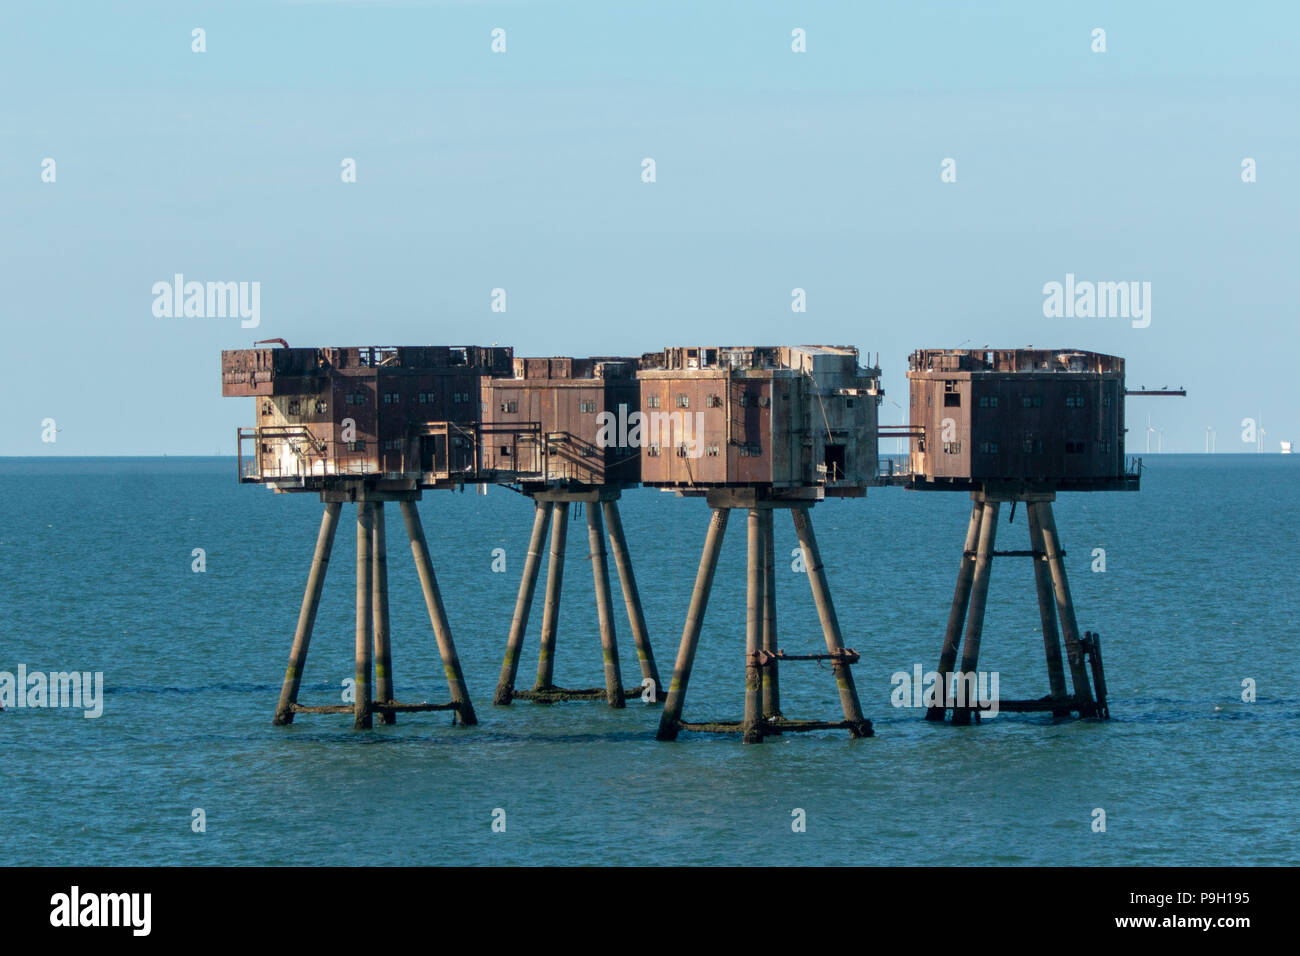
[222,345,512,490]
[907,348,1132,491]
[479,357,640,488]
[637,345,881,493]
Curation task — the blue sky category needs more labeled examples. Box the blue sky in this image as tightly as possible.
[2,1,1296,454]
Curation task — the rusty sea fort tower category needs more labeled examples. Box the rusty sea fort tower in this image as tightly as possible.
[222,344,513,729]
[479,356,662,708]
[638,346,882,743]
[905,348,1182,725]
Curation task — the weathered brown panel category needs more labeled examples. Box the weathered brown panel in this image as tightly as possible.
[479,356,642,490]
[907,348,1133,493]
[638,346,881,494]
[224,344,512,490]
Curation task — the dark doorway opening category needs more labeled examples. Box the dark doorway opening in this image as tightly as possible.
[824,444,846,481]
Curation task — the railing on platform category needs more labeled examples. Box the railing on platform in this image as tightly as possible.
[236,422,474,483]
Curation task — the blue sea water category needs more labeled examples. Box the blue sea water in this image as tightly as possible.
[0,455,1295,866]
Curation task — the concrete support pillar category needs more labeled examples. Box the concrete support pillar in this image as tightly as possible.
[353,501,374,730]
[951,500,999,726]
[760,508,781,722]
[400,499,477,726]
[586,503,625,708]
[927,499,984,721]
[603,499,662,698]
[1037,500,1096,716]
[273,502,341,725]
[742,508,764,744]
[791,507,871,738]
[1027,502,1070,713]
[371,502,395,724]
[493,500,552,705]
[534,501,569,691]
[656,508,729,741]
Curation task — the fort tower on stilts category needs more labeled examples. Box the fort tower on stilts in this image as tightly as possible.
[221,344,513,729]
[906,348,1183,724]
[482,356,663,708]
[640,346,883,743]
